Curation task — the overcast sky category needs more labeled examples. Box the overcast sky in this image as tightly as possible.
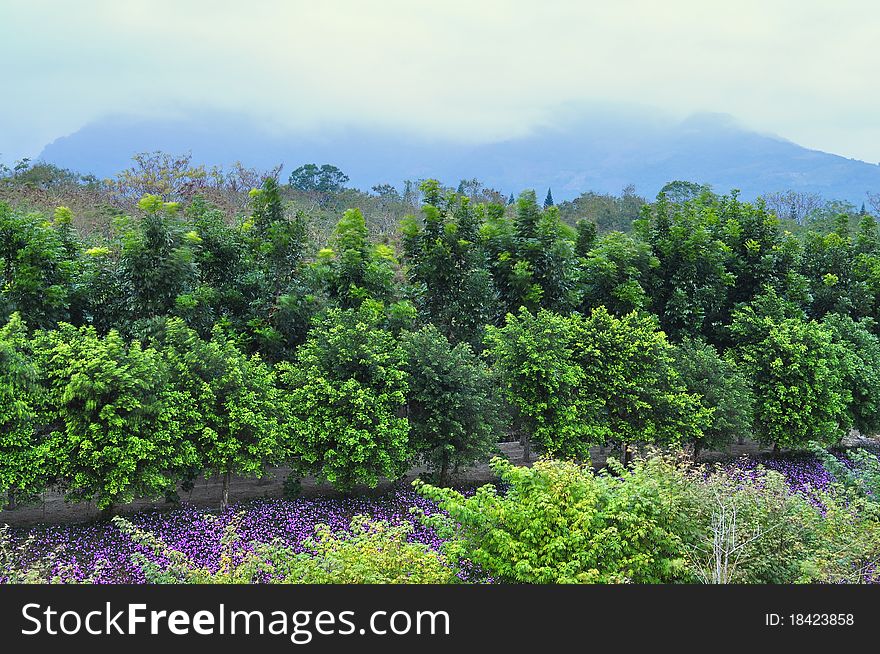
[2,0,878,163]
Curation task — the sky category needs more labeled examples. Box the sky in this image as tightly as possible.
[1,0,879,163]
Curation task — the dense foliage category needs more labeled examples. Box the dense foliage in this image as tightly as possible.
[3,157,880,510]
[416,453,880,584]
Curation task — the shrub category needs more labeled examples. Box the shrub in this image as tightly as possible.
[415,457,696,583]
[113,514,454,584]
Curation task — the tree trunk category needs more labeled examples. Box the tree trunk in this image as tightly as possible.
[772,442,780,455]
[6,489,16,511]
[522,434,531,463]
[622,442,632,466]
[439,452,450,488]
[221,471,231,510]
[693,441,702,463]
[737,435,745,446]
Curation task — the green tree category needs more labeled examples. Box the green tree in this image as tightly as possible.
[288,163,349,193]
[672,338,754,456]
[277,302,411,491]
[0,202,80,329]
[0,313,47,504]
[714,193,800,340]
[657,181,712,205]
[636,194,734,341]
[35,324,192,512]
[484,308,590,461]
[577,231,657,315]
[799,221,855,319]
[401,182,498,346]
[821,313,880,436]
[486,307,705,462]
[401,325,500,486]
[481,191,578,315]
[573,307,708,462]
[556,188,647,234]
[241,179,315,359]
[117,194,199,334]
[312,208,398,309]
[731,300,850,449]
[154,318,281,509]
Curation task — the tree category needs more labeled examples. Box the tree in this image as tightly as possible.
[116,194,199,335]
[110,151,210,203]
[731,300,850,449]
[178,196,249,335]
[312,208,398,309]
[658,181,713,205]
[154,319,281,509]
[543,188,554,208]
[0,202,80,329]
[716,193,794,312]
[636,193,734,342]
[481,191,579,315]
[241,178,315,359]
[401,181,498,346]
[574,219,597,257]
[486,307,705,462]
[371,184,399,199]
[577,231,657,316]
[799,223,855,319]
[35,324,191,512]
[556,189,647,233]
[277,302,411,491]
[401,325,501,485]
[573,307,707,462]
[0,313,46,504]
[288,164,349,193]
[672,338,754,456]
[821,313,880,436]
[484,308,591,461]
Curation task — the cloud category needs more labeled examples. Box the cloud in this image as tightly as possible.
[1,0,878,162]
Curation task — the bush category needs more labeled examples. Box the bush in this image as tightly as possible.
[113,514,454,584]
[680,463,822,584]
[415,457,696,583]
[416,453,835,585]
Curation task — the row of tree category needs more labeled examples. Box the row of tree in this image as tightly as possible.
[3,176,880,508]
[0,305,500,510]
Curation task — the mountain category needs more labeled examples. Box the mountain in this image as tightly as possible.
[36,108,880,204]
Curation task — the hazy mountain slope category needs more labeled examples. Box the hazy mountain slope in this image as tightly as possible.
[37,110,880,204]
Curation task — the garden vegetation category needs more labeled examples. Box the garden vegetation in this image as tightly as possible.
[2,157,880,583]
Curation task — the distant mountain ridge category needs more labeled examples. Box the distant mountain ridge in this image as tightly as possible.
[36,108,880,204]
